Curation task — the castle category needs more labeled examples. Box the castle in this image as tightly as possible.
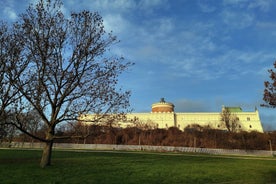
[81,98,264,133]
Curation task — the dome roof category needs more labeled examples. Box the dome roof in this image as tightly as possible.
[151,98,174,113]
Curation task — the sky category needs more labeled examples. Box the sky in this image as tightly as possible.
[1,0,276,131]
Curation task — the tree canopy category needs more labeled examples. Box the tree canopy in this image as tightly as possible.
[263,61,276,108]
[0,0,133,168]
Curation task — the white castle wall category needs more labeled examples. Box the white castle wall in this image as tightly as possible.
[79,99,264,133]
[125,109,263,132]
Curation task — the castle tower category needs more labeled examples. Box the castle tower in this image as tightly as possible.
[151,98,174,113]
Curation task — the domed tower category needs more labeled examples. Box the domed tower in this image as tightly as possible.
[151,98,174,113]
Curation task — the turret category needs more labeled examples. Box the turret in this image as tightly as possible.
[151,98,174,113]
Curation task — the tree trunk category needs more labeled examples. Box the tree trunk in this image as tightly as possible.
[40,140,54,168]
[40,128,54,168]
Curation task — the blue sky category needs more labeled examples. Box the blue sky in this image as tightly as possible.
[1,0,276,130]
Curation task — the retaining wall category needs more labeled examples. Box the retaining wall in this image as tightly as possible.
[1,142,275,157]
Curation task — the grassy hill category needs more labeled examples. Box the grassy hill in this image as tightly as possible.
[0,149,275,183]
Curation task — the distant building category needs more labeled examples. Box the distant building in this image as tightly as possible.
[81,98,264,133]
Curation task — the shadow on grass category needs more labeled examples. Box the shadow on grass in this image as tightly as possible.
[262,170,276,183]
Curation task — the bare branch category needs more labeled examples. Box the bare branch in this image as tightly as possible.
[0,0,132,167]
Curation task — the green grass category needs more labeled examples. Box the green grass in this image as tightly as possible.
[0,149,276,184]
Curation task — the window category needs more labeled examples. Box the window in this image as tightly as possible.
[249,125,252,128]
[247,117,250,121]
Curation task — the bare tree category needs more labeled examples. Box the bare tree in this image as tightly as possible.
[15,109,44,143]
[2,0,132,168]
[262,61,276,108]
[220,107,239,132]
[0,21,23,143]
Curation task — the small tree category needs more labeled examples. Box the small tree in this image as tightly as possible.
[262,61,276,108]
[220,107,239,132]
[2,0,132,168]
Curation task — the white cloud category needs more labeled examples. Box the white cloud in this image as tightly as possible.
[103,14,129,34]
[158,18,174,34]
[142,18,175,40]
[162,47,275,81]
[248,0,273,12]
[197,0,218,13]
[92,0,136,12]
[221,10,254,29]
[3,7,17,20]
[223,0,249,7]
[138,0,168,10]
[256,21,276,29]
[223,0,275,12]
[0,0,20,21]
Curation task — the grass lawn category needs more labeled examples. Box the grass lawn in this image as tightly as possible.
[0,149,275,184]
